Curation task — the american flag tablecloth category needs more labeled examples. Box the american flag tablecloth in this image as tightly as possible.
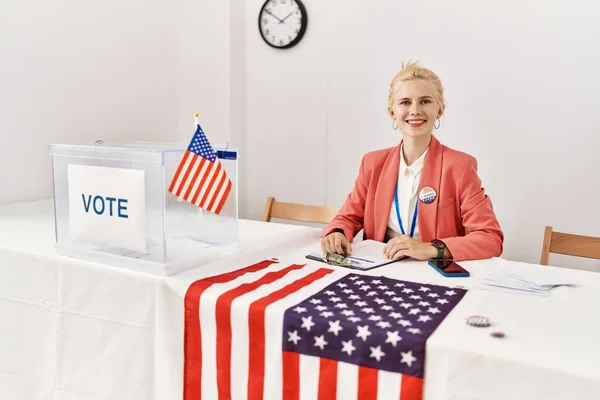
[183,259,466,400]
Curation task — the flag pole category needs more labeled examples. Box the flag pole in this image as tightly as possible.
[194,112,199,128]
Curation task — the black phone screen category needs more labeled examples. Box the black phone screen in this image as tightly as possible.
[430,259,469,274]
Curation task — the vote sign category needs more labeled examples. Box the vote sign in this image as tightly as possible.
[67,165,147,253]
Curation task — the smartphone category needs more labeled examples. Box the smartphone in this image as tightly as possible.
[428,259,470,277]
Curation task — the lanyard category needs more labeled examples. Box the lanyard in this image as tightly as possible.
[394,185,418,237]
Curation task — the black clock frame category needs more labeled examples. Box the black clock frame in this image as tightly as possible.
[258,0,308,50]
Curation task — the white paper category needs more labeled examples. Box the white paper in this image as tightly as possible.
[68,165,147,253]
[504,271,578,287]
[479,269,576,296]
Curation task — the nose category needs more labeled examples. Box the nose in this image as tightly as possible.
[409,102,422,115]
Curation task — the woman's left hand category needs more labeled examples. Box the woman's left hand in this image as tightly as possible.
[383,236,437,261]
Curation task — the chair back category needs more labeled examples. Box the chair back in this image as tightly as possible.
[540,225,600,265]
[263,196,339,224]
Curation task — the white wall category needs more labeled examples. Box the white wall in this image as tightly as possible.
[2,0,598,270]
[241,0,600,270]
[177,0,230,145]
[0,0,177,205]
[0,0,243,204]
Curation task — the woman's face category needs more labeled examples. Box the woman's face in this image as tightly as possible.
[390,79,441,139]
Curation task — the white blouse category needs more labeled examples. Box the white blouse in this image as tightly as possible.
[386,145,428,241]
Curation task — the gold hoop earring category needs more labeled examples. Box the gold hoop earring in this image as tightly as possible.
[434,119,441,129]
[392,120,398,130]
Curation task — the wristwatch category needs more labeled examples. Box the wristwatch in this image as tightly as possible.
[430,239,446,259]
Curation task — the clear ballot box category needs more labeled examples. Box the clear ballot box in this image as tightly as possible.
[48,141,240,276]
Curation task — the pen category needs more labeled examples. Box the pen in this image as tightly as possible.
[346,256,374,263]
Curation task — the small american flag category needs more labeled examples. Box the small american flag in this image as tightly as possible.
[184,260,466,400]
[169,123,232,214]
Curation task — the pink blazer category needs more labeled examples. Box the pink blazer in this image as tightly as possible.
[323,136,503,261]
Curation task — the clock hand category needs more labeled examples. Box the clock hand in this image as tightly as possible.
[279,12,293,24]
[264,9,285,24]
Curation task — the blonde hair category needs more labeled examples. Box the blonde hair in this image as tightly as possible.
[387,61,446,117]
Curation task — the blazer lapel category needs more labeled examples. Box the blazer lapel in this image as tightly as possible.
[373,143,402,242]
[418,136,443,242]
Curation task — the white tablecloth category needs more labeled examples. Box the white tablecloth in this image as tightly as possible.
[2,199,600,400]
[158,234,600,399]
[0,199,317,400]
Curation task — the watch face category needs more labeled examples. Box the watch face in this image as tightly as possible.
[259,0,307,49]
[432,240,445,249]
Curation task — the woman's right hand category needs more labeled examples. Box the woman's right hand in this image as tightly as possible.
[321,232,352,256]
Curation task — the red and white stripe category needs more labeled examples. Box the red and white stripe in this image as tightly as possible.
[184,260,423,400]
[169,150,232,215]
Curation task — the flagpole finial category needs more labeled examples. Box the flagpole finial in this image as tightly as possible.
[194,112,199,117]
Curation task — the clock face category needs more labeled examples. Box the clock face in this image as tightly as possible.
[258,0,307,49]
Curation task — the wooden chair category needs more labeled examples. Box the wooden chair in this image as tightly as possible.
[263,196,339,225]
[540,225,600,265]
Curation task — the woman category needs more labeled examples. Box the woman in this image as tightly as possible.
[321,62,503,262]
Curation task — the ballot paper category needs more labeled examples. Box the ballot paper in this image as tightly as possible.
[480,270,577,296]
[308,239,400,270]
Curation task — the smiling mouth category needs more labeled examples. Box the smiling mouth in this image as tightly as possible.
[406,119,426,128]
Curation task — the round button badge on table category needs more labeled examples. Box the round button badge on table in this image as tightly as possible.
[465,315,490,327]
[466,315,506,338]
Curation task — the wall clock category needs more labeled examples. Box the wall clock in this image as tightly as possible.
[258,0,307,49]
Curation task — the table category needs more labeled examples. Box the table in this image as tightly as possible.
[0,199,318,400]
[2,199,600,400]
[157,240,600,399]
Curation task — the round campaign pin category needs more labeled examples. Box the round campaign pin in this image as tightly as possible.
[465,315,490,328]
[419,187,437,204]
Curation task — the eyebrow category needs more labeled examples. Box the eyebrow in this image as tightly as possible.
[398,96,434,101]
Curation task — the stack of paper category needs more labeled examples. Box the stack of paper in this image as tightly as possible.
[480,271,576,296]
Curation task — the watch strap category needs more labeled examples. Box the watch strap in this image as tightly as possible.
[436,245,444,259]
[431,239,446,259]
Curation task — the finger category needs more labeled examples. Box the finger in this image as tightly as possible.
[385,244,398,259]
[327,237,337,254]
[322,237,332,253]
[384,236,408,252]
[391,249,407,261]
[384,243,394,259]
[383,241,392,254]
[333,236,345,255]
[388,243,409,260]
[386,242,410,259]
[342,239,352,255]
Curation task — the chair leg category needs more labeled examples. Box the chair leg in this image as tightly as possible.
[263,197,275,222]
[540,226,553,265]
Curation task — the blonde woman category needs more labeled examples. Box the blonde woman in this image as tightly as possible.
[322,62,503,262]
